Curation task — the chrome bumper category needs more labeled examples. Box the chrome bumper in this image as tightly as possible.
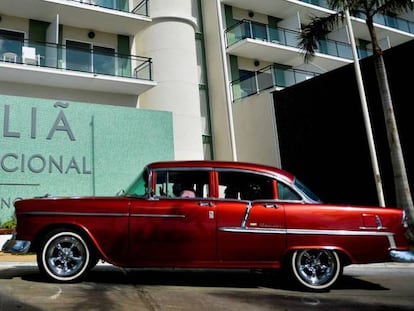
[2,239,31,254]
[390,250,414,262]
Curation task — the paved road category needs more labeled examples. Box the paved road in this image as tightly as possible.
[1,255,414,311]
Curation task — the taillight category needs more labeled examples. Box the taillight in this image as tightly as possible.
[401,210,414,243]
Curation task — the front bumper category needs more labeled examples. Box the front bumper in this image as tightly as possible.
[2,239,31,254]
[390,249,414,262]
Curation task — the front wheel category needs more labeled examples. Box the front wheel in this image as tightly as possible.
[290,249,342,291]
[37,230,93,283]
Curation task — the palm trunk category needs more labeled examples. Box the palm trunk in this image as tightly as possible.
[374,55,414,241]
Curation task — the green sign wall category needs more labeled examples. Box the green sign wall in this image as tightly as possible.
[0,95,174,225]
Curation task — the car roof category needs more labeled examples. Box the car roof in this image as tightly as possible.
[147,160,295,184]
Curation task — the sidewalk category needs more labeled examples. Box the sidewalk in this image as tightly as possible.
[0,251,36,262]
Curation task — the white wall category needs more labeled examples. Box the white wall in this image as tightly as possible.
[136,0,204,160]
[232,91,280,167]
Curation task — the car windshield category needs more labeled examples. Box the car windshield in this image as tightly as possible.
[294,178,322,203]
[124,168,149,197]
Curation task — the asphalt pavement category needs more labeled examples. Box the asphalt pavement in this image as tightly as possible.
[1,252,414,311]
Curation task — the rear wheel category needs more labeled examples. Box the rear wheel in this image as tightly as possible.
[290,249,342,291]
[37,229,93,283]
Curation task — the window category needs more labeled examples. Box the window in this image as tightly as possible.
[252,22,268,41]
[94,46,115,75]
[66,40,91,72]
[0,29,24,61]
[125,168,149,197]
[154,170,210,198]
[65,40,115,75]
[277,182,302,201]
[218,171,274,200]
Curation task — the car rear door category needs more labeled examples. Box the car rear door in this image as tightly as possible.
[215,170,286,264]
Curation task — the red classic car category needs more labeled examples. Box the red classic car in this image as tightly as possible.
[3,160,414,291]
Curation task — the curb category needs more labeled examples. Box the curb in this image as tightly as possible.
[0,252,413,268]
[0,252,36,262]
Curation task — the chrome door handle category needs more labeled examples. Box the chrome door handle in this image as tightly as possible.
[263,203,279,208]
[199,201,214,207]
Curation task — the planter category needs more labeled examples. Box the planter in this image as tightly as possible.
[0,228,13,235]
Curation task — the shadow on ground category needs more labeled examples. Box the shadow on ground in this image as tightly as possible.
[0,264,387,292]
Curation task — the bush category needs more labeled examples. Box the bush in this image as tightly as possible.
[1,217,16,229]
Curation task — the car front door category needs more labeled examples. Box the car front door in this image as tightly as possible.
[128,169,217,264]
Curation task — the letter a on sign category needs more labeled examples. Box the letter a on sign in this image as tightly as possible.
[47,111,76,141]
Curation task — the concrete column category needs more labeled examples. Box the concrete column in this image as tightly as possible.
[136,0,203,160]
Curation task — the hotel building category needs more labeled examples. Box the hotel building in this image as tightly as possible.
[0,0,413,216]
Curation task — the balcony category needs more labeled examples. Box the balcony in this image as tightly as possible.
[223,1,414,50]
[230,64,320,102]
[371,13,414,34]
[0,0,151,35]
[225,20,372,71]
[68,0,149,16]
[222,0,330,21]
[299,0,414,35]
[0,37,155,95]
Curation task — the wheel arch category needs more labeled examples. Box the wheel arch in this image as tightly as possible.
[282,246,352,268]
[32,223,101,260]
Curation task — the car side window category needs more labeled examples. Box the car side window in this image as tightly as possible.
[277,182,302,201]
[218,171,274,200]
[154,170,210,198]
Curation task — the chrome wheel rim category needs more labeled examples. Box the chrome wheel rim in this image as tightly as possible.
[293,249,339,288]
[44,234,87,278]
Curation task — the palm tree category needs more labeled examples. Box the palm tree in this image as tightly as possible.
[298,0,414,241]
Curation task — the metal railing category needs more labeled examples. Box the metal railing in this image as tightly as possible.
[225,20,372,61]
[67,0,150,16]
[230,64,320,102]
[300,0,414,34]
[0,36,153,81]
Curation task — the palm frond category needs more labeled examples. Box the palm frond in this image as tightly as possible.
[327,0,348,10]
[376,0,414,14]
[299,12,345,62]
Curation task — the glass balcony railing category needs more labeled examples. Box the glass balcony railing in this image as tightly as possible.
[225,20,372,61]
[363,12,414,34]
[230,65,320,102]
[0,37,153,81]
[299,0,414,34]
[300,0,330,8]
[67,0,149,16]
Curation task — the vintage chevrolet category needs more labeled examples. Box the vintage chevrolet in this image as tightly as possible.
[3,160,414,291]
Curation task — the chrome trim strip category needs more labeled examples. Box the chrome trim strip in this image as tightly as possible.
[22,211,186,219]
[359,226,388,230]
[220,226,395,237]
[21,211,128,217]
[286,229,393,236]
[387,235,397,248]
[152,167,213,172]
[241,202,252,228]
[130,214,186,218]
[223,227,286,234]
